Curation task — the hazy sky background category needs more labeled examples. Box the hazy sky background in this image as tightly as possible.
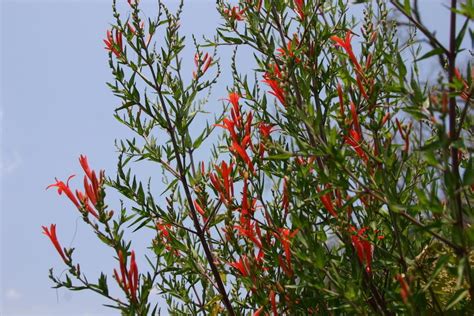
[0,0,462,315]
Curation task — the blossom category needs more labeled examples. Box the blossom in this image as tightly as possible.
[396,274,410,303]
[342,103,368,162]
[294,0,305,20]
[234,221,263,249]
[46,175,80,209]
[454,67,471,101]
[42,224,68,263]
[270,290,278,315]
[263,64,286,106]
[253,306,265,316]
[224,6,246,21]
[228,255,251,276]
[330,30,361,71]
[104,29,123,58]
[317,186,337,218]
[193,52,213,78]
[277,39,301,63]
[193,199,208,222]
[75,190,99,218]
[350,226,374,273]
[230,141,255,173]
[79,155,103,204]
[114,250,139,302]
[239,177,257,227]
[209,161,234,205]
[274,228,299,276]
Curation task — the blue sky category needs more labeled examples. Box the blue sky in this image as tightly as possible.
[0,0,463,315]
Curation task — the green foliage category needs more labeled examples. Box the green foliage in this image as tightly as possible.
[44,0,473,315]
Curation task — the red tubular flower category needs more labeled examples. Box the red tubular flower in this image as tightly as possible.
[79,155,93,181]
[454,67,471,101]
[46,175,81,209]
[104,29,123,58]
[350,226,373,273]
[234,222,263,249]
[355,74,369,100]
[381,112,390,126]
[240,178,250,227]
[274,228,299,275]
[115,250,139,302]
[230,140,255,173]
[269,290,278,316]
[224,6,246,21]
[210,161,234,205]
[127,251,139,302]
[253,306,265,316]
[317,186,337,218]
[350,102,361,135]
[258,122,275,158]
[294,0,305,20]
[344,129,368,162]
[330,31,361,71]
[42,224,68,263]
[277,39,301,63]
[216,118,238,142]
[263,73,286,106]
[75,190,99,218]
[193,52,213,78]
[258,122,274,139]
[193,199,207,221]
[228,255,251,277]
[396,274,410,304]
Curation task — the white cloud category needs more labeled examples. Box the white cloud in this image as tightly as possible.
[0,150,22,175]
[5,288,22,301]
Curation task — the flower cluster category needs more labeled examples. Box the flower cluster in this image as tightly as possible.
[114,250,139,302]
[47,155,104,219]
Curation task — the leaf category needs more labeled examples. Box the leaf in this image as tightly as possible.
[403,0,411,14]
[445,289,469,310]
[463,158,474,186]
[422,254,449,291]
[416,47,445,62]
[455,18,470,51]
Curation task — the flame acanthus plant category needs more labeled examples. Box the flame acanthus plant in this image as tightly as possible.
[43,0,474,315]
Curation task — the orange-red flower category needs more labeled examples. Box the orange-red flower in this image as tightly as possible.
[454,67,471,101]
[350,226,373,273]
[234,221,263,249]
[277,39,301,63]
[317,186,337,218]
[193,52,213,78]
[396,274,410,304]
[42,224,69,263]
[270,290,278,315]
[253,306,265,316]
[224,6,246,21]
[104,29,123,58]
[193,199,208,223]
[330,30,361,71]
[47,175,80,209]
[294,0,305,20]
[274,228,299,276]
[228,255,251,277]
[230,141,255,173]
[210,161,234,205]
[263,64,286,106]
[114,250,139,302]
